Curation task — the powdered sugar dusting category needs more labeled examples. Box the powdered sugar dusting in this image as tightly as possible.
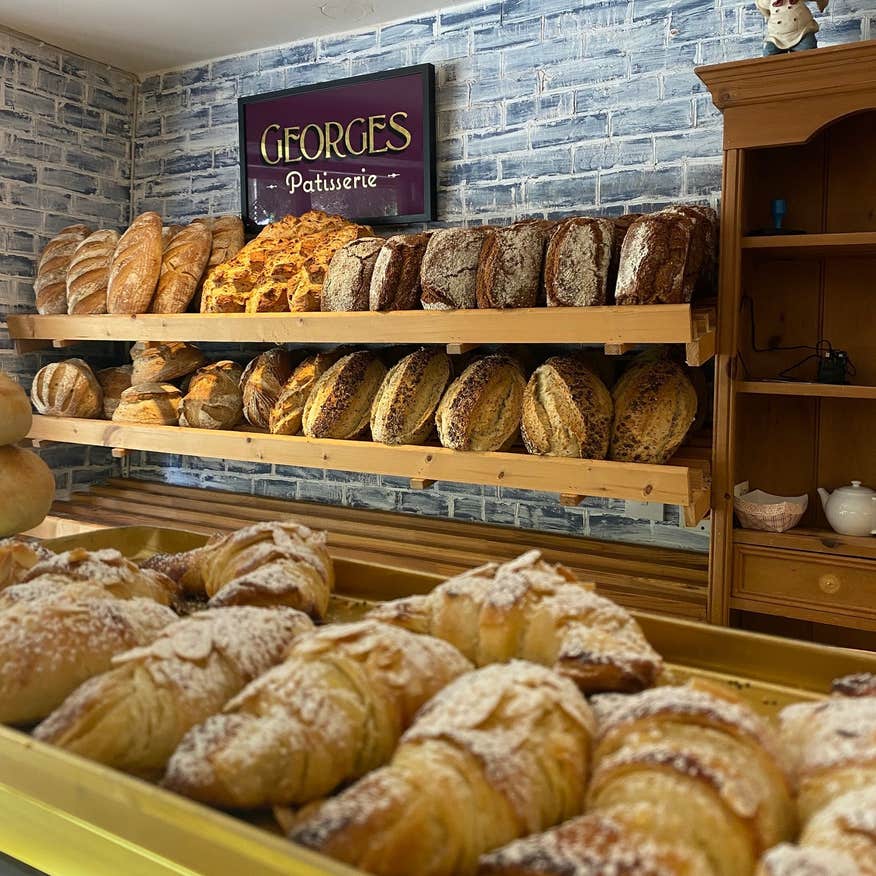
[758,843,860,876]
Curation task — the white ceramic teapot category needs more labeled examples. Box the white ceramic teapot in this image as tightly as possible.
[817,481,876,536]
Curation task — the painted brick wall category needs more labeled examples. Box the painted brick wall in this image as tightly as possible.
[0,27,135,494]
[122,0,871,550]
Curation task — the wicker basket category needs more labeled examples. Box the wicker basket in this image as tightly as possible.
[734,490,808,533]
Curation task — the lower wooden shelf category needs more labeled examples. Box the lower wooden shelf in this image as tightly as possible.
[734,526,876,561]
[28,415,709,518]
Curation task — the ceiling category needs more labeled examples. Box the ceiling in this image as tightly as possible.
[0,0,458,75]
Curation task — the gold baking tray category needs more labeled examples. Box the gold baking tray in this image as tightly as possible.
[1,526,874,876]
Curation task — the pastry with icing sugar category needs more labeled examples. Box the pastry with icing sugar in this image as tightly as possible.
[367,550,662,694]
[162,620,471,809]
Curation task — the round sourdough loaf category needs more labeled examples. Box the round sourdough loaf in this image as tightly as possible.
[66,229,119,315]
[302,350,387,439]
[521,356,613,459]
[322,237,384,312]
[241,348,294,429]
[0,446,55,537]
[130,341,206,384]
[436,355,526,452]
[31,359,103,419]
[420,227,490,310]
[107,211,163,313]
[95,365,134,420]
[371,347,452,446]
[269,350,344,436]
[609,350,697,464]
[0,373,32,444]
[180,361,244,430]
[113,383,182,425]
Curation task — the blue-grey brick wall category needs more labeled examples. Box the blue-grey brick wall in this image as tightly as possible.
[0,27,135,495]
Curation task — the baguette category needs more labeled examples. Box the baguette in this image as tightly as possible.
[34,224,91,314]
[66,229,119,314]
[34,606,313,774]
[152,222,213,313]
[290,662,595,876]
[163,620,472,808]
[107,211,164,313]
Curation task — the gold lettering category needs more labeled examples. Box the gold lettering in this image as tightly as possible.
[386,111,412,152]
[324,121,346,159]
[283,126,301,163]
[344,117,367,156]
[368,114,389,154]
[259,123,282,165]
[300,123,325,160]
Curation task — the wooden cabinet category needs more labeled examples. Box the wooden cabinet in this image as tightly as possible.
[699,41,876,645]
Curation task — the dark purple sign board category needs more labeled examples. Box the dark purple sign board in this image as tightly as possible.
[238,64,436,231]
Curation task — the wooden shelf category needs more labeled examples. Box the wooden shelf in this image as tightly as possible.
[737,381,876,400]
[4,305,716,364]
[734,527,876,561]
[27,415,709,518]
[741,232,876,257]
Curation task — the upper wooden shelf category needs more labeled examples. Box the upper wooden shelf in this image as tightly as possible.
[27,415,710,520]
[4,306,716,364]
[737,381,876,400]
[741,232,876,257]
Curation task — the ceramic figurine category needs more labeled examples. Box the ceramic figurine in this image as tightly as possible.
[756,0,829,56]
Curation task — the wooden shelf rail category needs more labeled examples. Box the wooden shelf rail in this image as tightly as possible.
[741,231,876,258]
[737,380,876,400]
[28,415,709,520]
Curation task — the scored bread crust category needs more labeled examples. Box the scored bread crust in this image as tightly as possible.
[420,227,490,310]
[152,223,213,313]
[322,237,384,312]
[544,217,614,307]
[107,212,163,314]
[371,347,452,446]
[180,361,244,430]
[35,224,92,315]
[269,351,344,436]
[476,220,554,309]
[130,341,206,385]
[112,382,182,426]
[96,365,133,419]
[31,358,103,418]
[66,229,119,315]
[240,347,294,429]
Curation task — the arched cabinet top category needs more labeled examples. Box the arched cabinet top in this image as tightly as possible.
[697,39,876,150]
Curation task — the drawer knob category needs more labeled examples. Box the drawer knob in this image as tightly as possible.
[818,574,842,595]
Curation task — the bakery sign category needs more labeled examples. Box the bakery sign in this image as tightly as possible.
[238,64,436,229]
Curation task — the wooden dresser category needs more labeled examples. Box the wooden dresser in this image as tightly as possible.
[698,41,876,648]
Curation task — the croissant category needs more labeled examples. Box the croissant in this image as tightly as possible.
[162,620,472,808]
[143,520,333,618]
[0,537,53,590]
[0,547,180,608]
[584,680,795,876]
[368,550,662,694]
[0,585,177,725]
[34,606,313,775]
[289,661,596,876]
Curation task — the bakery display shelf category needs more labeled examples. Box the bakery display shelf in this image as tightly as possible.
[734,526,876,561]
[741,231,876,257]
[737,380,876,399]
[3,525,875,876]
[4,304,717,365]
[28,415,710,519]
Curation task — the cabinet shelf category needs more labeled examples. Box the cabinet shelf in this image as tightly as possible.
[734,527,876,561]
[4,305,716,364]
[737,380,876,400]
[741,232,876,258]
[27,415,710,519]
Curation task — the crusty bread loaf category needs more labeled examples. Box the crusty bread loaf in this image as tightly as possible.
[608,213,642,303]
[130,341,206,385]
[436,355,526,451]
[615,210,695,306]
[65,229,119,315]
[420,227,490,310]
[522,356,613,459]
[302,351,387,439]
[476,220,554,309]
[95,365,133,419]
[369,233,430,311]
[544,217,614,307]
[322,237,384,311]
[240,347,293,429]
[107,212,164,314]
[609,349,697,464]
[371,347,451,445]
[34,224,91,314]
[180,361,243,430]
[665,204,719,301]
[31,359,103,418]
[0,372,32,444]
[112,383,182,426]
[152,223,212,313]
[161,225,183,249]
[269,350,343,436]
[0,447,54,538]
[203,216,244,267]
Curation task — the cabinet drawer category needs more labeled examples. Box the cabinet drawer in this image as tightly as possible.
[732,545,876,626]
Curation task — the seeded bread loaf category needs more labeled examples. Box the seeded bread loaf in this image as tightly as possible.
[269,350,344,436]
[240,348,294,429]
[0,373,32,445]
[420,227,490,310]
[436,355,526,452]
[35,225,91,314]
[130,342,206,385]
[31,359,103,419]
[369,233,430,312]
[106,212,164,314]
[476,220,554,309]
[65,229,119,315]
[321,237,384,312]
[179,361,244,430]
[609,349,697,464]
[371,347,452,446]
[544,217,614,307]
[113,383,182,426]
[302,351,387,439]
[95,365,133,420]
[152,223,213,313]
[522,356,613,459]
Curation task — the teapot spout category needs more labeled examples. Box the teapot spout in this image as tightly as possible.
[817,487,830,510]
